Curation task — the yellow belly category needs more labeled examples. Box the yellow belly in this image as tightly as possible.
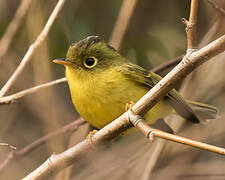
[66,67,172,129]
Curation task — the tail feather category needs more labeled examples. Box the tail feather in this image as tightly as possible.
[187,100,219,121]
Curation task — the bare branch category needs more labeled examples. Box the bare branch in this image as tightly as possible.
[16,118,85,157]
[0,78,66,105]
[109,0,137,50]
[0,151,15,172]
[0,0,66,98]
[0,0,33,64]
[0,118,85,173]
[23,33,225,180]
[128,111,225,155]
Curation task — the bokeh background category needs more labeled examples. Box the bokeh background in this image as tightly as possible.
[0,0,225,179]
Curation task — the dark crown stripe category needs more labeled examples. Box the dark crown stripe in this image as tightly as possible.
[74,36,102,48]
[86,36,102,46]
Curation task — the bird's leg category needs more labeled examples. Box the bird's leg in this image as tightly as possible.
[86,129,98,142]
[125,101,135,112]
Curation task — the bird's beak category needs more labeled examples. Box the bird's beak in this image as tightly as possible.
[53,58,73,66]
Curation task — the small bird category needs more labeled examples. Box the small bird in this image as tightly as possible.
[53,36,217,130]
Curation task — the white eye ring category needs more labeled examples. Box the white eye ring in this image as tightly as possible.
[83,56,98,68]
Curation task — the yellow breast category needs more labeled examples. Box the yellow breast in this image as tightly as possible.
[66,66,172,129]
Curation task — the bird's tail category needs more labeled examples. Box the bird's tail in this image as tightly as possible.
[187,100,219,121]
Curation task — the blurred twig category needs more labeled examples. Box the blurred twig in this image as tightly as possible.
[109,0,137,50]
[23,33,225,179]
[0,78,66,104]
[0,151,15,173]
[208,0,225,16]
[151,54,184,75]
[0,0,33,64]
[128,111,225,155]
[0,143,17,150]
[0,0,66,98]
[0,118,85,174]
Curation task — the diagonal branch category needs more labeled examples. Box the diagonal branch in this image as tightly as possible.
[0,118,85,173]
[0,0,66,98]
[23,32,225,180]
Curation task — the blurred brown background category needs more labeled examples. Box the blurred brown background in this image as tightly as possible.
[0,0,225,179]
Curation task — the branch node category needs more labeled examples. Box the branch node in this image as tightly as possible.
[127,110,143,126]
[147,130,155,142]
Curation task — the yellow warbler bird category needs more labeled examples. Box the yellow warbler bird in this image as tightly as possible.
[53,36,217,130]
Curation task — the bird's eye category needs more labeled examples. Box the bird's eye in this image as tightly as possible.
[83,57,98,68]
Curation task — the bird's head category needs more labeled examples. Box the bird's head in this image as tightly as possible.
[53,36,125,76]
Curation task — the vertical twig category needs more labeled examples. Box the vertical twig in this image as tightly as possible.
[0,0,66,98]
[182,0,199,50]
[109,0,137,50]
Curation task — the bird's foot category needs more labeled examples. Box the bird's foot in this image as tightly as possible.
[86,129,98,143]
[125,101,135,112]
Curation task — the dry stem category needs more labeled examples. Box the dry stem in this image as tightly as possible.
[0,118,85,173]
[0,78,66,104]
[182,0,198,50]
[128,111,225,155]
[0,0,66,98]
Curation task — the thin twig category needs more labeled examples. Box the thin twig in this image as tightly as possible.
[128,111,225,155]
[182,0,198,50]
[151,54,184,75]
[208,0,225,16]
[23,33,225,180]
[0,0,66,98]
[0,118,85,173]
[109,0,137,50]
[0,151,15,172]
[0,0,33,64]
[0,78,67,104]
[0,143,17,150]
[16,118,85,157]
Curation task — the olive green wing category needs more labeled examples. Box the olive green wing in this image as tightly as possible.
[119,63,200,123]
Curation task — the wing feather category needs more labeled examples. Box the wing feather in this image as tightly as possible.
[119,63,200,123]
